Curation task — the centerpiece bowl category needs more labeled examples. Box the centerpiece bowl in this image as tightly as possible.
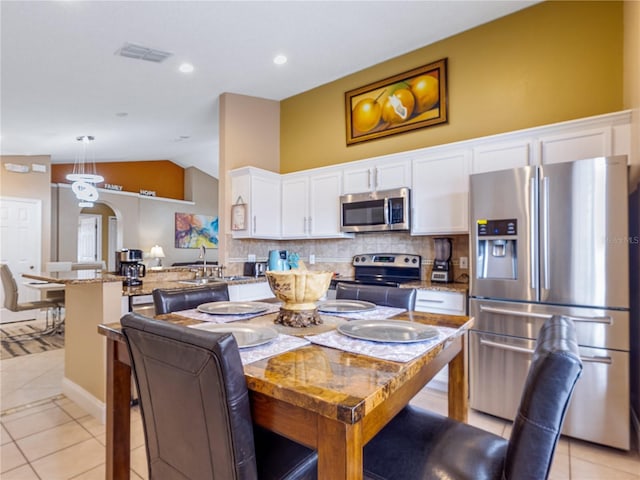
[266,269,333,327]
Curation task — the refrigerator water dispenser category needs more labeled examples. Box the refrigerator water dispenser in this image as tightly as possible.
[475,219,518,280]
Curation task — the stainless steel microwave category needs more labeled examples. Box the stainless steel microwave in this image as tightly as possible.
[340,187,411,233]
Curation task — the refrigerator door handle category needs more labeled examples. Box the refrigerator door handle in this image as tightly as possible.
[541,176,550,290]
[479,305,613,325]
[480,338,612,364]
[480,338,534,355]
[479,305,552,319]
[530,177,538,290]
[580,355,613,365]
[564,314,613,325]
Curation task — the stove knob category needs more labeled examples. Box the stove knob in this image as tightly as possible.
[412,258,418,264]
[354,257,360,263]
[361,256,367,262]
[404,257,410,263]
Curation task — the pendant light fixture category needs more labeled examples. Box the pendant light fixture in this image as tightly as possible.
[66,135,104,207]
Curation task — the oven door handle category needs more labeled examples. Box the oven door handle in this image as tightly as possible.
[479,305,613,325]
[479,338,612,364]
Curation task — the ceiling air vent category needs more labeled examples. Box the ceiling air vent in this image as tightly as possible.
[116,42,173,63]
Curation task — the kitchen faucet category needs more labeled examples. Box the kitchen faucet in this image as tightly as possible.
[199,245,207,277]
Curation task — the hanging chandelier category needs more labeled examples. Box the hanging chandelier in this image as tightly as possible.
[66,135,104,207]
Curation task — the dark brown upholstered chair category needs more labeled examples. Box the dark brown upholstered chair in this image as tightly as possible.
[363,315,583,480]
[121,313,317,480]
[152,284,230,315]
[335,282,416,310]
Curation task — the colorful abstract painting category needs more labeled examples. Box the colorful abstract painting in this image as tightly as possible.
[175,213,219,248]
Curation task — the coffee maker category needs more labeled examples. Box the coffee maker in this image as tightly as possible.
[116,249,146,286]
[431,238,453,283]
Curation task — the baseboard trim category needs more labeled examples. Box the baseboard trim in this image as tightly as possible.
[61,377,105,424]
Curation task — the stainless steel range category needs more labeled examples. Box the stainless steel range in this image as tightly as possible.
[331,253,422,290]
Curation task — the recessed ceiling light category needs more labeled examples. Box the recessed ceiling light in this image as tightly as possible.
[115,112,128,117]
[273,54,287,65]
[179,63,194,73]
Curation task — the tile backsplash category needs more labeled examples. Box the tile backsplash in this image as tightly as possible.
[226,232,469,283]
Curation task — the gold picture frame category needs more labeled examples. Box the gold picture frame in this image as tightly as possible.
[345,58,448,145]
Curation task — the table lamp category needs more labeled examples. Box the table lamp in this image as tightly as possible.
[149,245,165,268]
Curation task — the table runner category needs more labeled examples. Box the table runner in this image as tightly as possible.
[238,334,310,365]
[305,325,459,363]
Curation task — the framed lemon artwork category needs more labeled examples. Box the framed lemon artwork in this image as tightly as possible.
[345,58,448,145]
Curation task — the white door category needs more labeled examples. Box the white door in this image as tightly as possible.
[77,214,101,262]
[0,197,42,322]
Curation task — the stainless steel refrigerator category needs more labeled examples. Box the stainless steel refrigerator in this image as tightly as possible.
[469,156,630,450]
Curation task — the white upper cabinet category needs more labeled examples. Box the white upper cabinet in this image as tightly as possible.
[309,170,348,237]
[472,139,532,174]
[230,167,281,239]
[281,168,350,239]
[343,155,411,194]
[411,149,470,235]
[538,127,612,165]
[281,174,308,238]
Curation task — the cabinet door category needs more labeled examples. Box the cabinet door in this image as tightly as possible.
[281,175,309,238]
[343,163,374,193]
[472,140,531,174]
[539,127,612,165]
[251,175,281,238]
[415,289,466,315]
[412,151,470,234]
[374,157,411,191]
[309,170,343,237]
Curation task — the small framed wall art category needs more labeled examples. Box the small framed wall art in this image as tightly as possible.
[231,197,247,231]
[345,58,448,145]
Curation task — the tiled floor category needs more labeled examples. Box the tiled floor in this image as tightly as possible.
[2,350,639,479]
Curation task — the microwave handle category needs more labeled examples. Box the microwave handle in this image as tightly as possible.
[384,198,390,225]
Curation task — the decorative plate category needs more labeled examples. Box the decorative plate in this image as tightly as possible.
[317,299,376,313]
[337,319,439,343]
[197,301,268,315]
[188,324,278,348]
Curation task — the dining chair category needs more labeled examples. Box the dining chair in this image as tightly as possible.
[0,263,62,336]
[120,312,318,480]
[152,283,230,315]
[335,283,417,310]
[363,315,583,480]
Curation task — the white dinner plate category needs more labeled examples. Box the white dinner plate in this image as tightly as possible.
[197,301,268,315]
[317,299,376,313]
[188,323,278,348]
[337,319,439,343]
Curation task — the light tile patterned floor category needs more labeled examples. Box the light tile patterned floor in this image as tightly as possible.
[1,350,639,479]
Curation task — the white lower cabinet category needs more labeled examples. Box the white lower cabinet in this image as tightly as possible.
[228,282,275,302]
[415,288,467,392]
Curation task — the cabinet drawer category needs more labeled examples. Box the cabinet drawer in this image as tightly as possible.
[415,290,465,315]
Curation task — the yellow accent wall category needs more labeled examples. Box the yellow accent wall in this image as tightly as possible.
[280,1,624,173]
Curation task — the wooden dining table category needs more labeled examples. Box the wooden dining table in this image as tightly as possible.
[98,306,473,480]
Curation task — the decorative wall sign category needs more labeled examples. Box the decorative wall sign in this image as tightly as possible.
[345,58,448,145]
[175,212,219,248]
[231,197,247,231]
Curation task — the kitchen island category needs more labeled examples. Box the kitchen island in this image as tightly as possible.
[22,268,270,421]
